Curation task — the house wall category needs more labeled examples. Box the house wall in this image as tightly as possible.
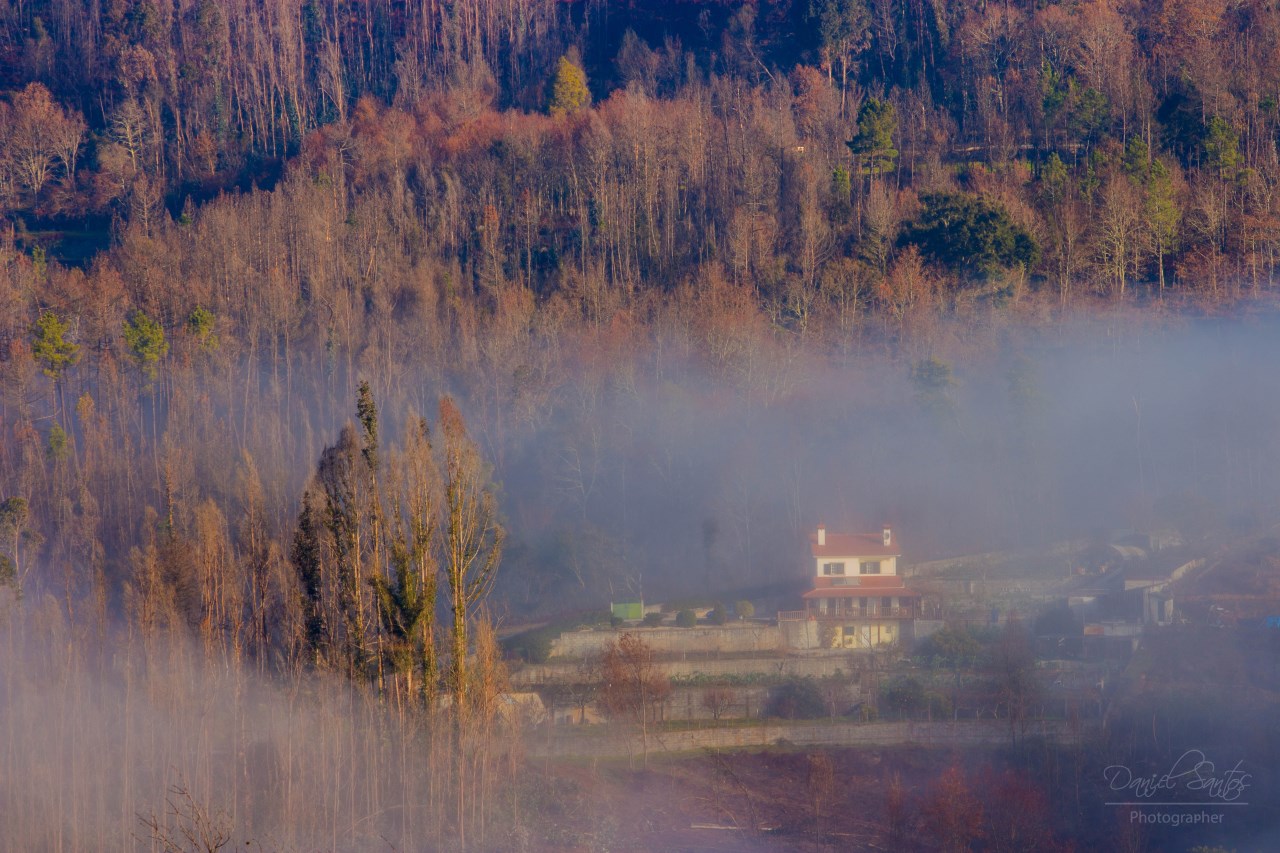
[780,618,909,650]
[814,595,910,616]
[815,555,898,577]
[834,621,898,648]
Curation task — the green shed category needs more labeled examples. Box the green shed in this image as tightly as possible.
[610,601,644,621]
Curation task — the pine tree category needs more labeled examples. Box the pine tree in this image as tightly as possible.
[847,97,897,175]
[291,494,326,661]
[1145,159,1180,295]
[31,311,80,380]
[31,311,80,422]
[123,310,169,381]
[1203,116,1241,182]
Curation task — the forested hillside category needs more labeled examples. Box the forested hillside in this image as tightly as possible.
[5,3,1280,847]
[7,0,1280,637]
[2,0,1279,297]
[5,0,1280,645]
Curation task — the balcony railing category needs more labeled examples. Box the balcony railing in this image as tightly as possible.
[814,606,916,619]
[777,606,917,621]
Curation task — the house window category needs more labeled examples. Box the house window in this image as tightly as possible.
[860,560,881,575]
[882,596,892,611]
[823,562,846,576]
[859,598,869,615]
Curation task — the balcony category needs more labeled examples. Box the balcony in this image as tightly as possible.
[778,605,916,621]
[817,605,916,619]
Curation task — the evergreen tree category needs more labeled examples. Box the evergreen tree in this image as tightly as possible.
[31,310,80,422]
[370,530,434,701]
[291,494,326,660]
[900,192,1039,277]
[317,424,371,676]
[1203,117,1241,182]
[123,310,169,381]
[185,306,219,351]
[808,0,868,113]
[1145,159,1180,295]
[356,380,380,473]
[847,97,897,175]
[1121,138,1181,294]
[31,311,79,380]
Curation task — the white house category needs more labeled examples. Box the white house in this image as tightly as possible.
[791,524,921,649]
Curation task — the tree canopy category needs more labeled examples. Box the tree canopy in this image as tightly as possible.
[847,97,897,175]
[550,55,591,117]
[31,311,79,381]
[900,193,1040,278]
[123,310,169,380]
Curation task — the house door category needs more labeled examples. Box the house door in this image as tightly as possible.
[860,626,872,648]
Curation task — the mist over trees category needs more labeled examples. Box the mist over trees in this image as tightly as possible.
[4,3,1280,849]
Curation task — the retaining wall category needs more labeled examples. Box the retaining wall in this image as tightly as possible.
[550,623,783,659]
[528,718,1087,758]
[512,653,860,686]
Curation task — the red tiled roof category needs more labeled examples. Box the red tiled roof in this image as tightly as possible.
[802,585,921,599]
[811,531,900,559]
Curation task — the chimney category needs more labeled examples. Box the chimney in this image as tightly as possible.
[883,525,892,547]
[817,524,826,546]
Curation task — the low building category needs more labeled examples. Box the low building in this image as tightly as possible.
[610,601,644,621]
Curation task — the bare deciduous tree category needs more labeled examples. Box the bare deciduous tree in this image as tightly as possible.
[601,632,672,767]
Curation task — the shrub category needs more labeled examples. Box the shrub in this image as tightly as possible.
[708,604,728,625]
[881,676,926,718]
[917,625,986,668]
[642,612,664,627]
[676,609,697,628]
[502,626,557,663]
[734,600,755,619]
[766,678,826,719]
